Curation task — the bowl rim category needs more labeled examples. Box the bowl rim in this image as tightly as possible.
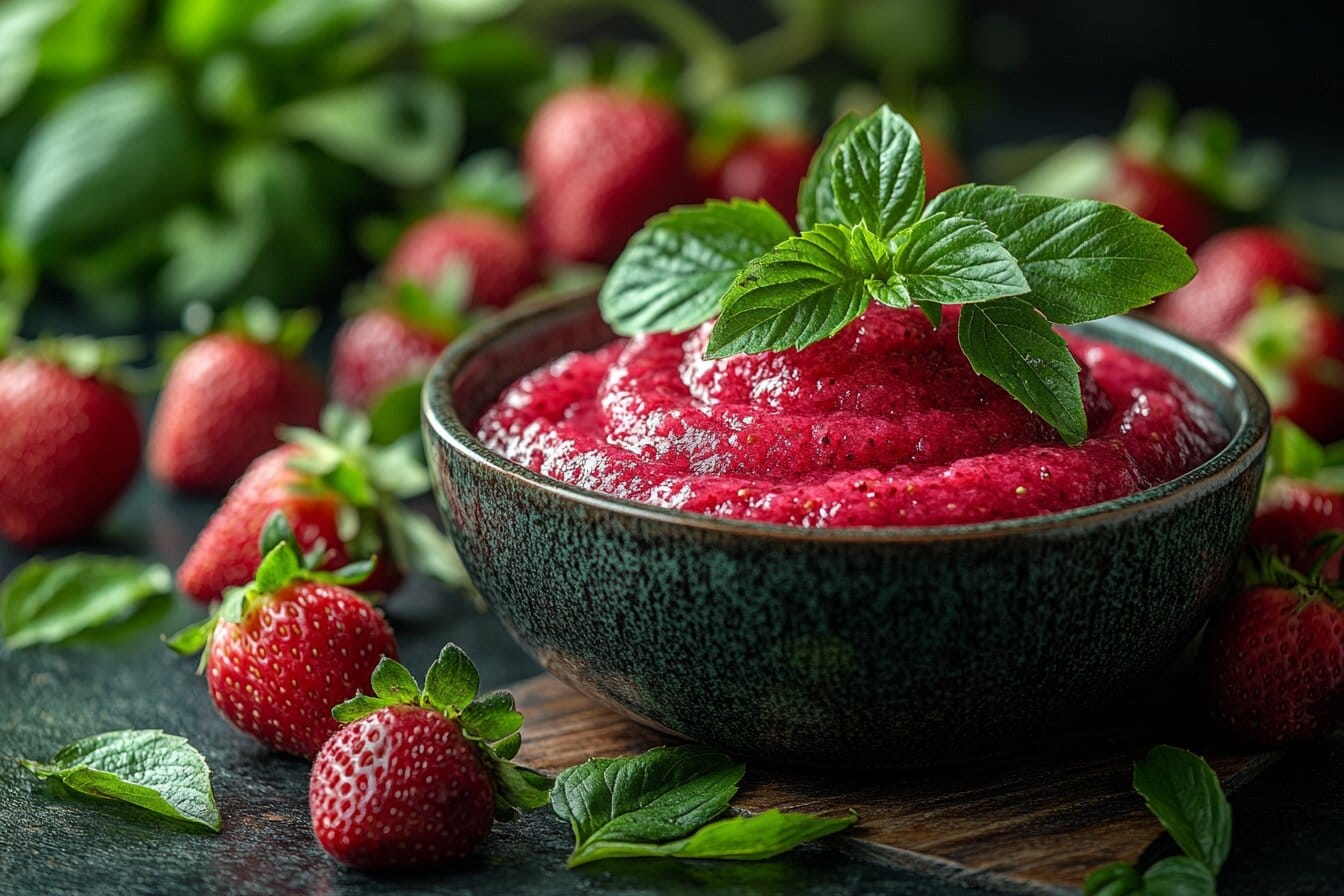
[423,290,1271,544]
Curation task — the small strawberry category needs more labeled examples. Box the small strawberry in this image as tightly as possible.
[1153,228,1321,344]
[149,300,324,494]
[525,86,692,264]
[1250,421,1344,579]
[1093,152,1213,251]
[384,211,539,311]
[1201,541,1344,747]
[177,405,464,604]
[168,513,398,758]
[310,644,551,868]
[702,132,816,224]
[0,337,141,547]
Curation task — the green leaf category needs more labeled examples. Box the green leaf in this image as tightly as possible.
[1084,861,1144,896]
[2,556,174,649]
[20,730,220,832]
[926,184,1196,324]
[1264,420,1324,481]
[367,380,424,446]
[443,150,530,218]
[491,759,553,813]
[599,200,793,336]
[957,299,1086,444]
[163,0,270,58]
[889,213,1029,306]
[163,614,215,658]
[277,74,461,188]
[9,70,197,255]
[331,694,394,723]
[258,511,302,560]
[461,692,523,741]
[1132,746,1232,875]
[369,657,420,705]
[253,542,301,596]
[552,746,745,867]
[493,732,522,761]
[796,111,858,230]
[831,106,925,239]
[423,643,480,713]
[1141,857,1217,896]
[705,224,882,358]
[0,0,71,116]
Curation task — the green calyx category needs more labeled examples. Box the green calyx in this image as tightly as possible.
[5,334,149,392]
[331,643,553,821]
[1240,533,1344,608]
[382,264,479,342]
[1262,420,1344,490]
[163,296,319,363]
[164,512,374,666]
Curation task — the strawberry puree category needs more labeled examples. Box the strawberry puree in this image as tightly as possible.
[476,306,1228,527]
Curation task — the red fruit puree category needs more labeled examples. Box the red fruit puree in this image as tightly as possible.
[476,306,1228,527]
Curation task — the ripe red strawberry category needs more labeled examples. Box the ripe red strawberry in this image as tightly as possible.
[919,128,965,199]
[1253,480,1344,581]
[331,309,453,413]
[0,344,140,547]
[1201,545,1344,747]
[177,406,455,603]
[1093,152,1213,251]
[703,132,816,224]
[310,645,551,868]
[384,212,539,311]
[1154,228,1321,344]
[168,514,398,758]
[149,303,324,493]
[525,86,692,264]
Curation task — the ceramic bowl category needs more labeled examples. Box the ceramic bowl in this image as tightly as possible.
[422,292,1270,769]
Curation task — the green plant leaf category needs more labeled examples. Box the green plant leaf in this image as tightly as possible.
[1141,856,1218,896]
[20,730,220,832]
[957,298,1086,444]
[442,150,530,217]
[796,111,858,230]
[1264,420,1324,481]
[331,694,395,723]
[830,106,925,239]
[423,643,480,713]
[460,691,523,741]
[490,758,553,814]
[889,213,1029,306]
[252,542,301,596]
[552,746,745,867]
[1133,746,1231,875]
[2,556,174,649]
[163,0,270,58]
[0,0,71,116]
[277,74,461,188]
[1084,860,1144,895]
[369,657,420,705]
[599,199,793,336]
[367,379,424,446]
[704,224,883,358]
[926,184,1196,324]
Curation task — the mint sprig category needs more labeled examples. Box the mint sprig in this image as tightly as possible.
[600,105,1196,444]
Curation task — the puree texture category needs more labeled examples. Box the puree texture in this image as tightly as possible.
[476,306,1228,527]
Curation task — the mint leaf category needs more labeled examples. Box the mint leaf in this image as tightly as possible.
[796,111,859,230]
[831,106,925,239]
[652,809,856,862]
[552,746,745,868]
[2,556,173,649]
[1084,861,1143,895]
[1133,746,1232,875]
[423,642,480,713]
[20,730,220,832]
[926,184,1196,324]
[460,692,523,741]
[599,200,793,336]
[957,299,1086,444]
[705,224,882,358]
[889,213,1029,306]
[369,657,420,705]
[1083,857,1216,896]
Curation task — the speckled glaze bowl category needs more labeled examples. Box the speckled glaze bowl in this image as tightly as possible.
[422,291,1270,769]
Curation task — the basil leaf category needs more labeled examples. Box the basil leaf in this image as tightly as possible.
[957,299,1086,444]
[20,730,221,832]
[1133,746,1232,875]
[796,111,858,230]
[599,199,793,336]
[926,184,1196,324]
[831,106,925,239]
[2,556,174,649]
[552,746,744,866]
[460,691,524,741]
[705,224,882,358]
[890,213,1029,306]
[423,642,480,713]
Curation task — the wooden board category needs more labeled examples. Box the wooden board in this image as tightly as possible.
[512,675,1276,895]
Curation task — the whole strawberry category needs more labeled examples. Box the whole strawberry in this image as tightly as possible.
[331,308,450,413]
[703,132,816,224]
[177,405,457,604]
[149,302,324,493]
[310,645,551,868]
[169,514,398,758]
[1201,544,1344,747]
[1250,422,1344,579]
[1154,228,1321,344]
[1094,152,1213,251]
[0,339,140,547]
[525,86,692,264]
[384,211,539,311]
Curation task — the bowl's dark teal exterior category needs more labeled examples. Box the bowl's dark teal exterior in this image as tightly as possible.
[423,292,1270,769]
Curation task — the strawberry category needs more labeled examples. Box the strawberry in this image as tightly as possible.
[524,86,692,264]
[1093,152,1213,251]
[177,405,460,604]
[1153,228,1321,344]
[702,132,816,224]
[1201,543,1344,747]
[149,302,324,493]
[331,308,450,413]
[0,339,141,547]
[310,645,551,868]
[384,211,539,311]
[168,513,398,758]
[1250,421,1344,579]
